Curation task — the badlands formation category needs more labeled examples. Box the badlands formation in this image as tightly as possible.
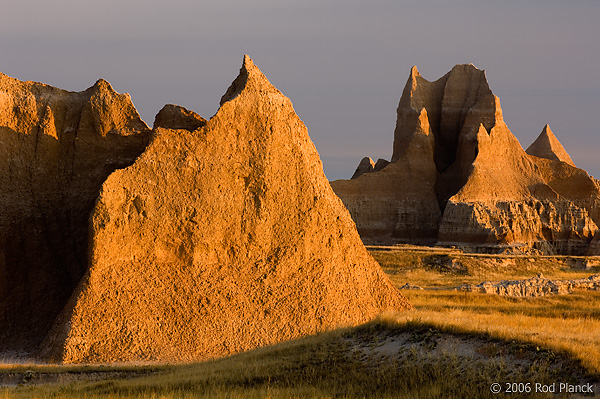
[331,64,600,255]
[0,56,410,363]
[0,73,151,354]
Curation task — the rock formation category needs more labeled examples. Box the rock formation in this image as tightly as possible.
[589,233,600,256]
[457,274,600,297]
[41,56,411,363]
[351,158,390,179]
[153,104,206,130]
[351,157,375,179]
[373,158,390,172]
[0,73,151,354]
[526,124,575,167]
[331,64,600,255]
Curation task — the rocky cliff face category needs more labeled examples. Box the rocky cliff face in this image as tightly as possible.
[0,73,151,354]
[331,106,441,243]
[41,56,410,363]
[331,64,600,255]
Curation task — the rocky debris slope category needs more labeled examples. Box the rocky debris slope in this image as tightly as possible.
[331,65,600,255]
[457,274,600,297]
[41,56,411,364]
[0,73,151,354]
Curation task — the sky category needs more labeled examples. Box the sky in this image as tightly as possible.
[1,0,599,180]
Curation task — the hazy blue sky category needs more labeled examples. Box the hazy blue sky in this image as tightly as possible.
[2,0,599,180]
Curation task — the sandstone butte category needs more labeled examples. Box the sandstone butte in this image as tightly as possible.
[331,64,600,255]
[0,72,151,355]
[38,55,411,363]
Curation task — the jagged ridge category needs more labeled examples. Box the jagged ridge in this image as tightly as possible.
[331,64,600,255]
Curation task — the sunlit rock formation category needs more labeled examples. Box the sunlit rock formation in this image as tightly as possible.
[41,56,411,363]
[331,64,600,255]
[526,124,575,167]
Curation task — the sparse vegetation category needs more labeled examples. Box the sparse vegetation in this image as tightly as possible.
[1,247,599,398]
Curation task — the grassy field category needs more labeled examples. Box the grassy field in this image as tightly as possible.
[372,248,600,372]
[1,247,599,398]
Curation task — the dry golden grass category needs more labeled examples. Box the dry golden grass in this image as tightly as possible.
[389,309,600,374]
[1,247,598,399]
[372,248,598,288]
[1,320,589,399]
[371,247,600,373]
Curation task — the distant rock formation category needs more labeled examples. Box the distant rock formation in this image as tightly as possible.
[0,73,151,354]
[351,157,375,179]
[350,158,390,179]
[41,56,411,363]
[153,104,207,131]
[526,124,575,167]
[589,233,600,256]
[457,274,600,297]
[331,65,600,255]
[374,158,390,172]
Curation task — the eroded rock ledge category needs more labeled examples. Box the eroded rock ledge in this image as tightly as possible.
[457,274,600,297]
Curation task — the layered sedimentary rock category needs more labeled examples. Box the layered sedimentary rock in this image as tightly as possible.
[0,73,151,353]
[331,106,441,243]
[331,64,600,254]
[457,274,600,297]
[42,56,410,363]
[589,233,600,256]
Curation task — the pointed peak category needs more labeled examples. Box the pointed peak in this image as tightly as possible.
[351,157,375,179]
[243,54,254,69]
[219,54,280,106]
[410,66,420,78]
[541,123,553,136]
[92,78,115,92]
[526,125,575,167]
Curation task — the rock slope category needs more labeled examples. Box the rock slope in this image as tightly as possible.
[331,65,600,255]
[0,73,151,354]
[41,56,411,363]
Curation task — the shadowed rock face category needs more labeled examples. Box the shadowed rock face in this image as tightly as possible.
[41,56,411,363]
[0,73,151,353]
[351,157,375,179]
[331,64,600,254]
